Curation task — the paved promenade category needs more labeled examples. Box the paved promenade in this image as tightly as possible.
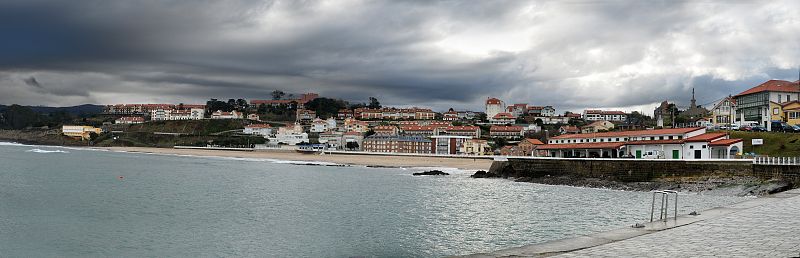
[464,189,800,258]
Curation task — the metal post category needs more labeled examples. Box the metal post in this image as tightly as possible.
[651,192,657,222]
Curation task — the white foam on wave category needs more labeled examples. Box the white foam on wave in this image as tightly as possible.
[0,142,30,147]
[26,149,69,154]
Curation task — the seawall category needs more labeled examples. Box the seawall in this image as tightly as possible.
[489,158,800,186]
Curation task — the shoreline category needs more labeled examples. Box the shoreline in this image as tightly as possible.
[94,146,493,171]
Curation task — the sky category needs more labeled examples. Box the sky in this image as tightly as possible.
[1,0,799,115]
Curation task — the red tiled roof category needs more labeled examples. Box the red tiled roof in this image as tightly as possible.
[735,80,800,97]
[400,125,437,131]
[560,125,580,132]
[537,142,625,150]
[523,138,545,145]
[685,132,727,142]
[624,139,685,145]
[492,112,515,119]
[486,98,502,105]
[551,127,704,139]
[246,124,272,128]
[490,126,523,132]
[445,126,479,131]
[709,139,743,146]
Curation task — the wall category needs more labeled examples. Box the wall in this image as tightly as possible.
[501,158,752,182]
[753,165,800,185]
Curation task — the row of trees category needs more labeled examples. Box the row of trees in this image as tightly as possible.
[0,105,79,130]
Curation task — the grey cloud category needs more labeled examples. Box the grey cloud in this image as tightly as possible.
[0,0,798,113]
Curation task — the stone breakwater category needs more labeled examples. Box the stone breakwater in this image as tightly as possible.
[479,158,798,196]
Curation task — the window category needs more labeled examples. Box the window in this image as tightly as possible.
[702,145,707,149]
[779,95,782,103]
[690,145,694,149]
[774,108,780,115]
[788,95,792,102]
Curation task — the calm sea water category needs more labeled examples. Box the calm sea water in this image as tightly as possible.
[0,142,750,257]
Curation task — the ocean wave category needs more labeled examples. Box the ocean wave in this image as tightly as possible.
[26,149,69,154]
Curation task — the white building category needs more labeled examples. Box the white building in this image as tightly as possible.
[243,124,275,136]
[489,112,516,124]
[310,118,337,133]
[211,110,243,119]
[430,135,472,155]
[270,124,309,145]
[115,116,144,124]
[485,97,506,120]
[583,110,628,121]
[150,108,204,121]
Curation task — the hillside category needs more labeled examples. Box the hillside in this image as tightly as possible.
[729,131,800,157]
[0,104,104,115]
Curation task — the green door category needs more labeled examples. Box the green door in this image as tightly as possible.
[635,150,642,159]
[672,150,680,159]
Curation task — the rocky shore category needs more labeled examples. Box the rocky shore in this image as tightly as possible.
[471,169,793,196]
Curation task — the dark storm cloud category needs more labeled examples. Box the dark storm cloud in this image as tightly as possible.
[0,0,798,112]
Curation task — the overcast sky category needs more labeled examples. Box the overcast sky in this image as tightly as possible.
[1,0,799,114]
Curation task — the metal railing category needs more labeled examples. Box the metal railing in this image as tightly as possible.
[650,190,678,222]
[753,156,800,166]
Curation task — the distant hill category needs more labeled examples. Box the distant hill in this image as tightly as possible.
[0,104,104,115]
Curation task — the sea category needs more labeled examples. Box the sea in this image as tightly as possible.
[0,142,751,257]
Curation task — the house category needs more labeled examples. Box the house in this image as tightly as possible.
[62,125,102,140]
[498,145,522,156]
[522,124,541,134]
[490,125,524,139]
[103,104,176,115]
[517,138,545,156]
[780,101,800,125]
[396,120,450,127]
[243,124,274,136]
[344,118,369,133]
[430,135,471,155]
[115,116,144,124]
[559,125,580,134]
[507,104,528,117]
[362,136,432,154]
[318,131,344,149]
[372,125,400,136]
[442,126,481,138]
[735,79,800,130]
[337,109,354,119]
[539,116,571,124]
[443,110,459,121]
[711,96,736,126]
[581,120,615,133]
[485,97,506,120]
[353,107,436,120]
[310,118,331,133]
[296,109,316,124]
[460,139,491,155]
[247,114,260,121]
[400,125,439,137]
[583,110,628,121]
[342,131,365,150]
[490,112,516,124]
[528,106,556,117]
[270,124,309,145]
[539,127,743,159]
[151,108,205,121]
[457,110,478,120]
[211,110,243,119]
[695,118,713,128]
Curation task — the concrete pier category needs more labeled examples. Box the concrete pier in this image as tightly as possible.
[461,189,800,257]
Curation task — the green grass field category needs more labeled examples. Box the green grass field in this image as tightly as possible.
[729,131,800,157]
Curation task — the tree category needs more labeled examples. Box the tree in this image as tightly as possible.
[304,97,347,118]
[271,90,285,100]
[477,113,488,122]
[257,104,268,114]
[236,99,249,110]
[368,97,381,109]
[534,118,544,127]
[452,121,464,126]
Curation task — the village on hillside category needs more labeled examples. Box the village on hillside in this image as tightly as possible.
[53,79,800,160]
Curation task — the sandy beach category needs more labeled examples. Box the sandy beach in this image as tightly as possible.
[98,147,493,170]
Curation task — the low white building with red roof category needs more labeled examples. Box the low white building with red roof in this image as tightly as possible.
[540,127,742,159]
[583,110,628,121]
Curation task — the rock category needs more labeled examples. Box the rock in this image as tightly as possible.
[689,211,700,216]
[413,170,449,176]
